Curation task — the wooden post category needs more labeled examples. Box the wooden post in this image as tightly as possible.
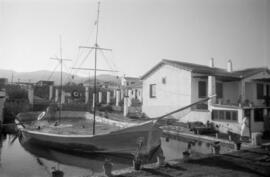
[123,96,128,117]
[61,90,65,104]
[106,91,110,104]
[103,159,113,177]
[116,90,120,106]
[98,92,102,103]
[85,87,89,104]
[113,89,116,98]
[27,86,34,105]
[49,85,53,100]
[55,88,59,102]
[128,90,132,106]
[92,93,95,109]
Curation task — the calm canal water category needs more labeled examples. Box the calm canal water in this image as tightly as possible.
[0,122,234,176]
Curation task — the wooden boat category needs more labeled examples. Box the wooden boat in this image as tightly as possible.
[16,96,213,157]
[16,111,162,157]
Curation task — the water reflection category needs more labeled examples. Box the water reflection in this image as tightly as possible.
[161,135,234,161]
[0,132,234,177]
[20,136,133,175]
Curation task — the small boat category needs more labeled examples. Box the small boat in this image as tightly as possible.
[16,111,162,157]
[16,96,213,157]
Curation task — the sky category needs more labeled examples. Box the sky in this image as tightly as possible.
[0,0,270,78]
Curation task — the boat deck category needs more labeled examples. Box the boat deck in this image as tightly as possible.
[25,119,122,135]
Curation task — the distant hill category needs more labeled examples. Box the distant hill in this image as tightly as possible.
[0,69,87,85]
[0,69,121,86]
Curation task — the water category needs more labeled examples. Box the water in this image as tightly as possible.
[0,134,131,177]
[1,110,234,177]
[0,132,235,177]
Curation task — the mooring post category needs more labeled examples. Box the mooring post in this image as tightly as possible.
[211,141,221,155]
[156,146,165,166]
[103,159,113,177]
[235,142,241,150]
[182,151,190,162]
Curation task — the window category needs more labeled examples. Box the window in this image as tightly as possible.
[212,110,218,120]
[211,109,238,122]
[254,108,264,122]
[219,110,225,120]
[198,81,207,98]
[267,85,270,97]
[149,84,156,98]
[162,77,166,84]
[232,111,237,121]
[257,83,264,99]
[216,83,223,99]
[225,111,231,120]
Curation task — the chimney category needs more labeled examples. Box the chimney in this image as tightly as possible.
[227,60,233,72]
[209,57,214,68]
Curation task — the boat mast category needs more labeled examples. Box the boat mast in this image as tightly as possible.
[59,36,63,122]
[92,1,101,135]
[74,1,114,135]
[50,36,72,124]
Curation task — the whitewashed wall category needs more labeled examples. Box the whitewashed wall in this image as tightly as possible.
[245,82,266,106]
[209,105,244,134]
[180,110,211,124]
[223,81,240,104]
[142,65,192,118]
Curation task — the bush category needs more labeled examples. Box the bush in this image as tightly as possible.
[5,85,27,100]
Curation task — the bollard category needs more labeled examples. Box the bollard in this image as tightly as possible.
[235,142,241,150]
[133,137,144,170]
[103,159,113,177]
[182,151,190,162]
[133,159,142,170]
[156,146,165,167]
[212,141,221,155]
[51,167,64,177]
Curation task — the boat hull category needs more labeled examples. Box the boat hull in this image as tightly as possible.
[20,121,162,157]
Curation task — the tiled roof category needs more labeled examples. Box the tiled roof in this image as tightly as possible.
[141,59,270,80]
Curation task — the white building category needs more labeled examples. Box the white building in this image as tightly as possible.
[141,59,270,135]
[121,76,142,102]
